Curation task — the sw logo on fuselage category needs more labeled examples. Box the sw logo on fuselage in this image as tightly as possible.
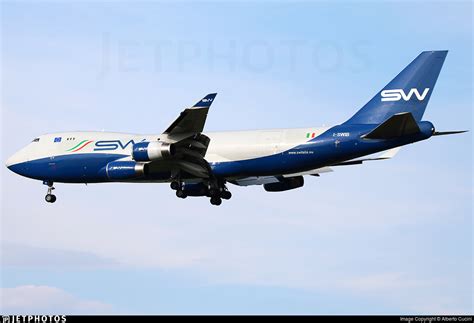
[381,88,430,102]
[94,139,146,151]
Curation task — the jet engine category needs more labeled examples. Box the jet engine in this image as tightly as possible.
[106,161,146,180]
[132,141,175,162]
[264,176,304,192]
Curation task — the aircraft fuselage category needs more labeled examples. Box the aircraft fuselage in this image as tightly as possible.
[6,123,433,184]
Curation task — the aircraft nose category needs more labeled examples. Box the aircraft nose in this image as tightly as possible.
[5,154,15,168]
[5,151,24,172]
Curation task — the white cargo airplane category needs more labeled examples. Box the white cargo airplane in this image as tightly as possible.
[5,51,466,205]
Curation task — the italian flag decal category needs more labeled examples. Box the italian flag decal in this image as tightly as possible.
[306,132,316,139]
[66,140,94,152]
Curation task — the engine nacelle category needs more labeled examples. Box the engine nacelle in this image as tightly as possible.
[264,176,304,192]
[132,141,175,162]
[106,161,146,180]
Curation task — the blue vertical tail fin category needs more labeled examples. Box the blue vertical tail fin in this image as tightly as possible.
[344,50,448,125]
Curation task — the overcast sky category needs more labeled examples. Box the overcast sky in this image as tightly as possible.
[1,1,472,314]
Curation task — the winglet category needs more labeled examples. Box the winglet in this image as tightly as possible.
[192,93,217,108]
[163,93,217,135]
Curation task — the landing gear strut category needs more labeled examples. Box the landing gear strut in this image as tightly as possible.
[170,177,232,206]
[44,181,56,203]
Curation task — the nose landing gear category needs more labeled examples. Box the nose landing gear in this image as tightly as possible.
[43,181,56,203]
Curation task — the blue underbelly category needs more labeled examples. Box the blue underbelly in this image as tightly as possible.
[9,153,127,183]
[211,150,326,177]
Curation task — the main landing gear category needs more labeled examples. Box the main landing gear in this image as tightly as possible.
[208,186,232,206]
[170,181,187,199]
[170,180,232,206]
[44,181,57,203]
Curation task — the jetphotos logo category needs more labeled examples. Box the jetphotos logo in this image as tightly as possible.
[381,88,430,102]
[1,316,66,323]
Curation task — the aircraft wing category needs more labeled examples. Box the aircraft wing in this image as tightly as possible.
[230,148,401,186]
[163,93,216,137]
[230,167,333,186]
[149,93,217,179]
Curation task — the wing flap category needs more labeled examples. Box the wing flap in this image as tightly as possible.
[282,167,333,178]
[231,167,334,187]
[231,176,281,186]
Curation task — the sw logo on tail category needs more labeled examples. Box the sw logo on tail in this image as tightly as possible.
[381,88,430,102]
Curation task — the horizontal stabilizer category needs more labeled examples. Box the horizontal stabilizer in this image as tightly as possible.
[363,112,420,140]
[332,147,401,166]
[378,147,401,159]
[433,130,468,136]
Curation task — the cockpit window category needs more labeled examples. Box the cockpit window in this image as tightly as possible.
[32,138,40,142]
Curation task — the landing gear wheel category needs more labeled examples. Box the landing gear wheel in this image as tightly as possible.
[45,194,56,203]
[221,191,232,200]
[176,190,187,199]
[210,196,222,206]
[209,188,219,197]
[170,181,181,190]
[43,181,56,203]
